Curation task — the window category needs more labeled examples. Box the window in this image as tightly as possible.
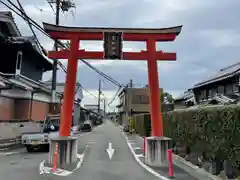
[211,88,217,97]
[226,84,233,94]
[132,95,149,104]
[233,84,238,92]
[201,89,207,99]
[16,51,23,74]
[218,85,224,94]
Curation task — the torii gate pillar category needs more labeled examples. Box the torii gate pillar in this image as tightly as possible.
[145,39,172,167]
[147,39,163,137]
[43,23,182,168]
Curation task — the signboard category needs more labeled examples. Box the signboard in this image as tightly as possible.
[104,32,122,59]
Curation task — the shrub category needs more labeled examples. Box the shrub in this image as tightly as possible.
[133,105,240,176]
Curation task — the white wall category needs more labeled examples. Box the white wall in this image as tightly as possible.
[1,89,60,103]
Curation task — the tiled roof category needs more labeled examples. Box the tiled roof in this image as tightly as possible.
[0,11,52,69]
[194,62,240,88]
[175,90,194,100]
[0,11,21,36]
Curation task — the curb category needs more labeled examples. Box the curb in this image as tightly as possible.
[136,135,222,180]
[172,154,222,180]
[121,132,171,180]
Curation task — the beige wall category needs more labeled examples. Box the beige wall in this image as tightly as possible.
[127,88,151,112]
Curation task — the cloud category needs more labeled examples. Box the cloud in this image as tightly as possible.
[198,29,240,48]
[1,0,240,105]
[82,90,119,111]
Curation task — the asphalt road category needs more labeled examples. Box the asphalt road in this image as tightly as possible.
[0,120,159,180]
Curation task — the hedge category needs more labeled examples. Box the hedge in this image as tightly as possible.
[132,105,240,177]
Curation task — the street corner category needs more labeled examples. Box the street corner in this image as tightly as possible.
[39,147,86,177]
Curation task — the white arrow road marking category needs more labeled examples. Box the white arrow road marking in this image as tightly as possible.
[106,142,115,160]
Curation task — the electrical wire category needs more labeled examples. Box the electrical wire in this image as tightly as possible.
[79,84,101,101]
[107,83,129,105]
[0,0,102,106]
[81,59,121,87]
[1,0,123,110]
[108,86,122,105]
[15,0,46,55]
[45,0,55,13]
[2,0,122,88]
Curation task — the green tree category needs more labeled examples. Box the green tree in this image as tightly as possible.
[164,92,174,103]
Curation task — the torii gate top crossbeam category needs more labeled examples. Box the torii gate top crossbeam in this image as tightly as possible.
[43,22,182,41]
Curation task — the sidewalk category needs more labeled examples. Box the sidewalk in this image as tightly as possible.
[123,133,214,180]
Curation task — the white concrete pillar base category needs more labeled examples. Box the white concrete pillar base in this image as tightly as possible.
[145,136,171,167]
[48,136,78,169]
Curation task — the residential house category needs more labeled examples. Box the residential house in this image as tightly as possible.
[192,62,240,105]
[117,86,164,125]
[174,90,196,109]
[0,11,60,139]
[84,104,104,117]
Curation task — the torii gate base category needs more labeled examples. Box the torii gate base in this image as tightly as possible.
[145,136,171,167]
[48,136,78,169]
[43,23,182,168]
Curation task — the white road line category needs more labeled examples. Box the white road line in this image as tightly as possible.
[129,142,135,145]
[135,154,144,158]
[39,151,85,176]
[128,139,135,142]
[122,132,171,180]
[0,151,23,156]
[87,141,97,145]
[132,147,141,150]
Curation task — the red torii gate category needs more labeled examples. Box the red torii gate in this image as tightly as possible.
[43,23,182,138]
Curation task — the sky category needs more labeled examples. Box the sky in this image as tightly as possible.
[1,0,240,110]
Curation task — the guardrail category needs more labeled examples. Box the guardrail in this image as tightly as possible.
[0,136,22,150]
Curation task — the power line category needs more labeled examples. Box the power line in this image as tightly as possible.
[1,0,125,110]
[2,0,122,88]
[46,0,55,13]
[81,59,122,87]
[78,84,100,101]
[16,0,42,50]
[107,86,122,106]
[1,0,102,105]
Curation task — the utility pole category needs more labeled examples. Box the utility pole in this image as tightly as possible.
[51,0,60,103]
[47,0,76,102]
[128,79,133,117]
[98,80,101,114]
[103,98,106,117]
